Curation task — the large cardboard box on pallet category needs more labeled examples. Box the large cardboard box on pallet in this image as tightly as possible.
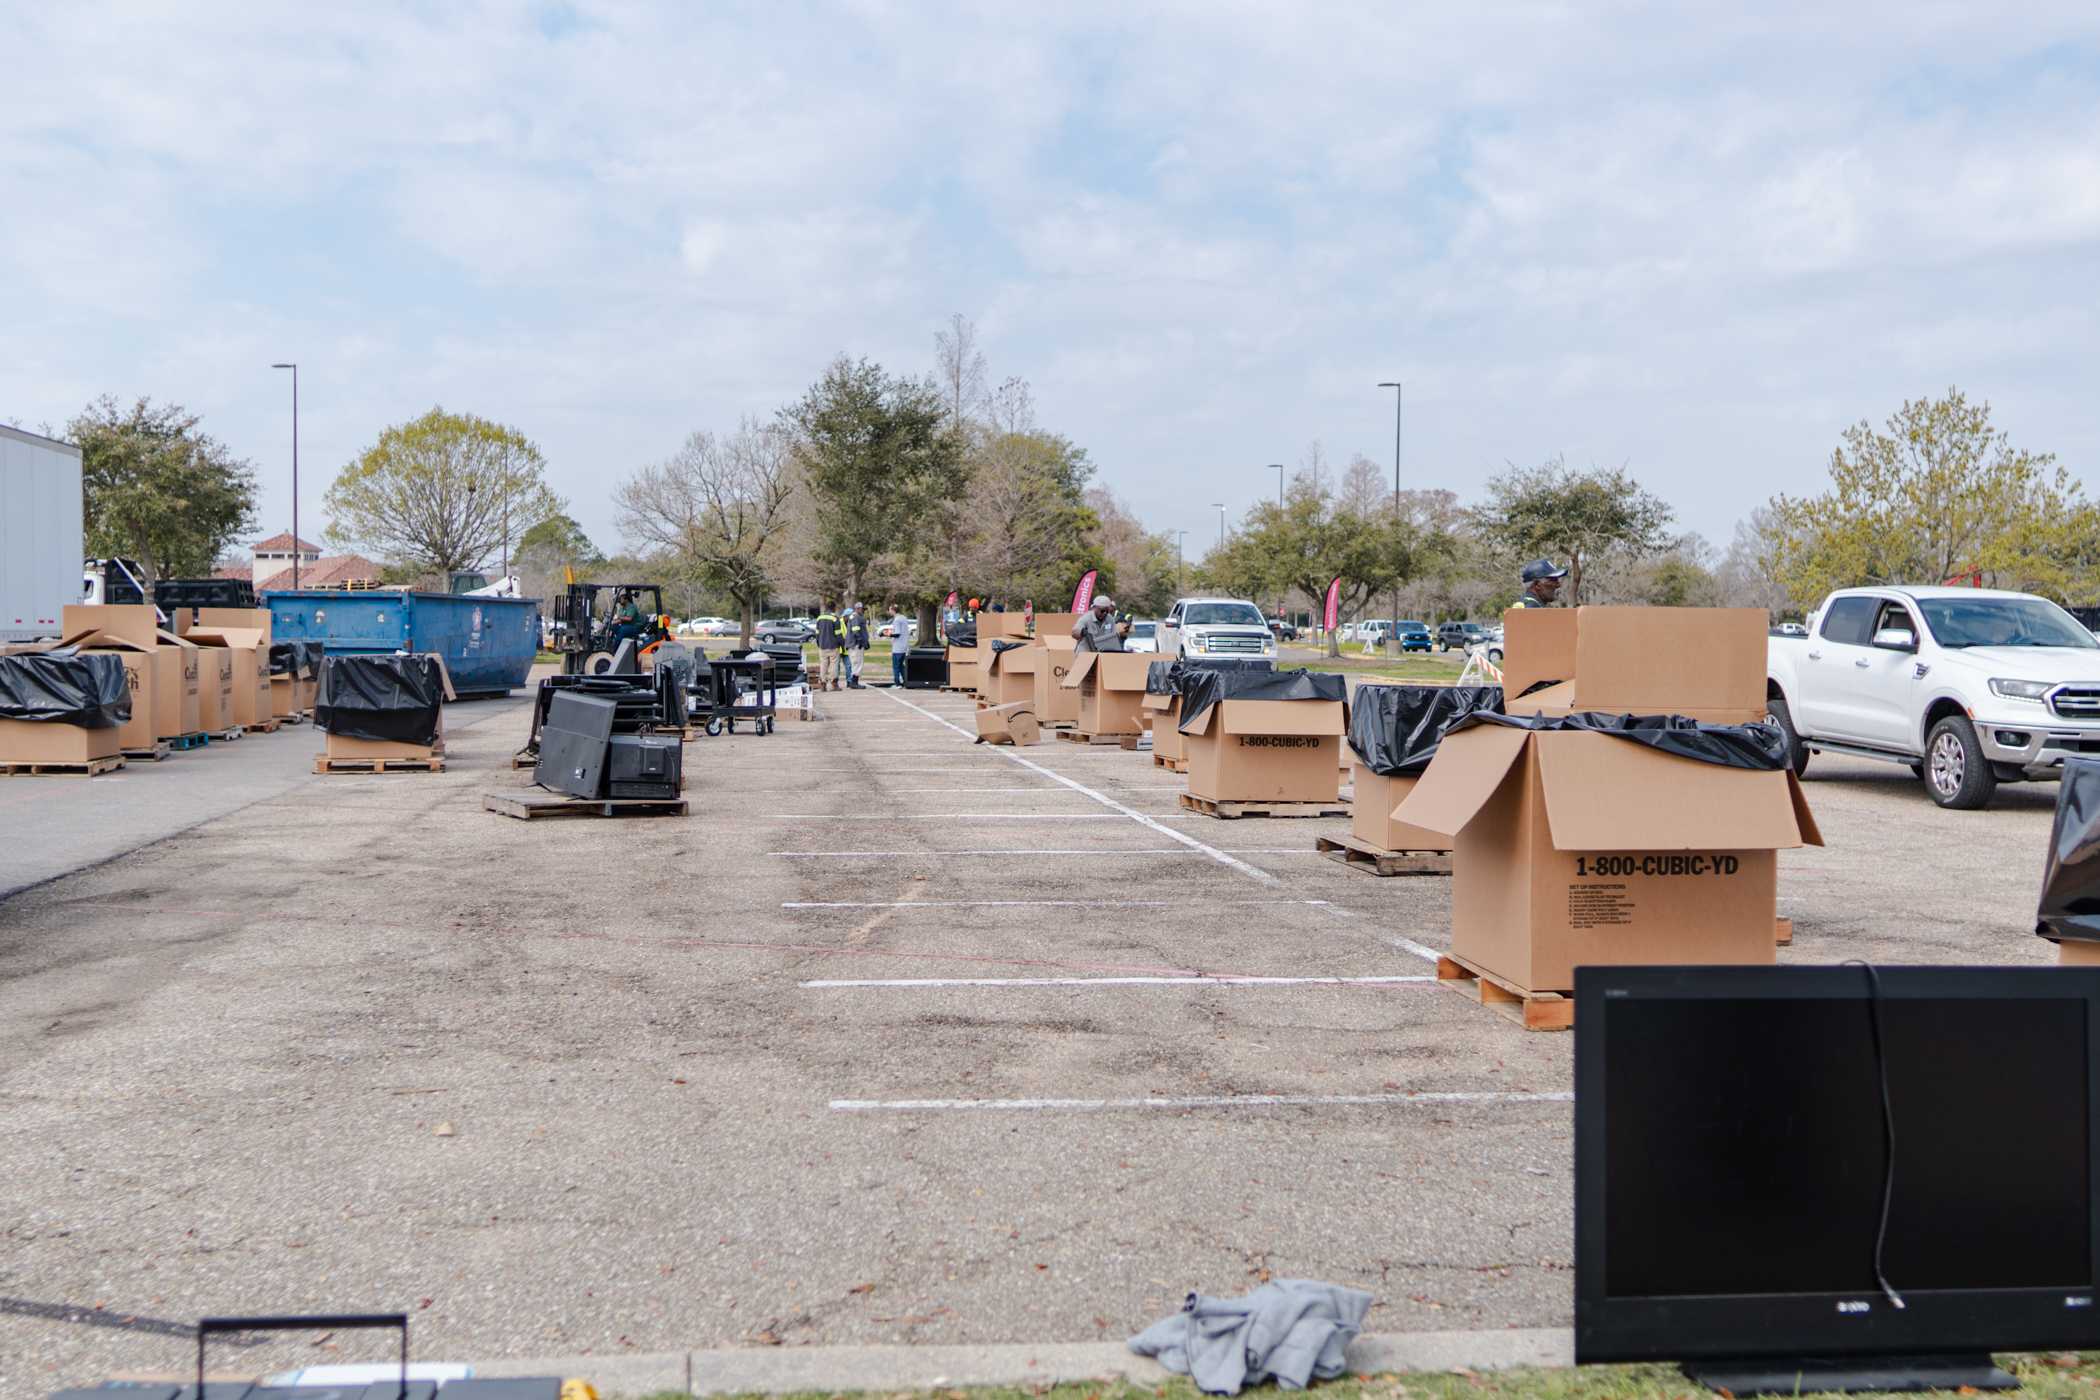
[194,647,236,733]
[1061,650,1152,736]
[1350,769,1451,854]
[1143,690,1185,763]
[185,628,272,728]
[269,672,300,719]
[973,612,1031,682]
[0,715,121,765]
[1182,696,1347,804]
[1500,606,1768,723]
[153,632,201,739]
[980,643,1038,706]
[1394,724,1822,995]
[974,700,1041,746]
[48,609,158,755]
[195,607,271,641]
[1032,624,1080,727]
[945,646,980,695]
[321,654,456,762]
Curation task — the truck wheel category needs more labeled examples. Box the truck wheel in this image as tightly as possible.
[1924,716,1996,810]
[1765,695,1811,777]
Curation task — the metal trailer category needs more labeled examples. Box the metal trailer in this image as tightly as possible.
[265,589,542,698]
[0,424,84,643]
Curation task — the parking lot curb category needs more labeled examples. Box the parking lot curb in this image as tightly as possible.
[470,1327,1575,1395]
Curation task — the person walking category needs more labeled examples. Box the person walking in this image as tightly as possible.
[845,603,871,689]
[888,602,914,686]
[1070,595,1130,652]
[813,602,843,690]
[1515,560,1568,609]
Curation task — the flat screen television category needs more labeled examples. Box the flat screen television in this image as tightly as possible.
[1575,965,2100,1394]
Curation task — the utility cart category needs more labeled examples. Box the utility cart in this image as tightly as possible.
[702,654,778,735]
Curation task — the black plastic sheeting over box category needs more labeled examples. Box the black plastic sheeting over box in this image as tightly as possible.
[315,654,445,744]
[1348,684,1504,776]
[0,650,131,728]
[269,639,326,679]
[1442,709,1790,771]
[2038,758,2100,946]
[1144,656,1274,697]
[1177,667,1346,736]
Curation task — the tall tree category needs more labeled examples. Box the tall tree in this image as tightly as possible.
[615,417,798,645]
[325,407,559,575]
[1764,388,2091,602]
[1475,457,1672,605]
[513,512,604,603]
[933,313,989,438]
[68,395,257,580]
[1083,488,1181,616]
[780,356,965,604]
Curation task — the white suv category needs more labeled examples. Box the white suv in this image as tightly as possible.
[1157,597,1278,660]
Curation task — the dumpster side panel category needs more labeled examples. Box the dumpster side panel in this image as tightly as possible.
[264,591,540,696]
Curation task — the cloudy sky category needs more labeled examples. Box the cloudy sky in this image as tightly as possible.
[6,2,2096,565]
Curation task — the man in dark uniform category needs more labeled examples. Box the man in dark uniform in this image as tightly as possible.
[1516,559,1567,608]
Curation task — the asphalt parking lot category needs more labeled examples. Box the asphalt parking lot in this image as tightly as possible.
[0,681,2064,1388]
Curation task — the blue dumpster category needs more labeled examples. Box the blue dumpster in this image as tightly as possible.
[264,590,542,698]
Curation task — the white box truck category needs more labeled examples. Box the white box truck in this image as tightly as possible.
[1,423,84,643]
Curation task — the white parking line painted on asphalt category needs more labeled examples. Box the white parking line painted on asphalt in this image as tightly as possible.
[774,813,1129,820]
[767,848,1321,857]
[831,1091,1574,1112]
[874,687,1282,885]
[783,898,1338,910]
[1377,933,1446,964]
[803,974,1437,988]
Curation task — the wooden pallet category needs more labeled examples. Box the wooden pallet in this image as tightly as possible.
[483,790,688,820]
[1056,730,1127,745]
[1775,916,1793,947]
[1151,752,1187,772]
[1177,792,1349,820]
[1118,734,1150,751]
[278,712,308,726]
[123,742,173,762]
[1314,832,1453,877]
[313,754,445,774]
[244,718,280,734]
[1436,953,1572,1032]
[512,750,538,769]
[0,755,125,776]
[215,726,245,742]
[168,732,208,752]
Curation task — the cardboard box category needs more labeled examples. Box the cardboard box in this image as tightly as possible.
[325,718,447,762]
[1350,768,1452,854]
[2061,940,2100,967]
[1060,651,1153,736]
[1181,696,1347,803]
[269,673,299,719]
[1033,633,1080,727]
[186,628,272,728]
[195,607,272,642]
[62,604,161,651]
[1142,690,1184,762]
[0,716,121,764]
[153,632,202,738]
[945,646,980,695]
[974,700,1041,746]
[980,644,1038,706]
[1395,724,1822,994]
[1500,606,1768,723]
[296,675,318,712]
[38,624,156,754]
[194,647,236,733]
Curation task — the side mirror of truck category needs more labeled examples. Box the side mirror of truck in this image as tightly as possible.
[1872,627,1918,652]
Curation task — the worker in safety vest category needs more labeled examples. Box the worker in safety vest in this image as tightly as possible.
[812,605,844,690]
[1515,560,1567,608]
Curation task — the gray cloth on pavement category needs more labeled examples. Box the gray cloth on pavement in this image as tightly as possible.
[1128,1280,1374,1394]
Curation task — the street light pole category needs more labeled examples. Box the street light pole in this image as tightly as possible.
[1267,463,1284,510]
[271,363,299,589]
[1173,529,1188,594]
[1377,380,1403,657]
[1211,502,1226,553]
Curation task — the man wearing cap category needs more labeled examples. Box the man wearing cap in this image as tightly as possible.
[1070,595,1131,652]
[1516,559,1568,608]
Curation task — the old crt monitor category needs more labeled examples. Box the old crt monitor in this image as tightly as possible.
[1575,965,2100,1394]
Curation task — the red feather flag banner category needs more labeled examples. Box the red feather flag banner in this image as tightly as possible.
[944,590,959,611]
[1071,570,1099,613]
[1323,576,1343,633]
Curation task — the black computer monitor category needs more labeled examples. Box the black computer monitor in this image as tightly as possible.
[1575,965,2100,1394]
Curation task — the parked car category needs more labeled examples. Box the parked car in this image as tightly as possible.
[1766,586,2100,809]
[701,617,741,637]
[754,618,815,645]
[1157,597,1278,660]
[1269,618,1300,643]
[1125,620,1159,653]
[1395,620,1433,652]
[877,619,918,641]
[1437,620,1489,652]
[1772,621,1809,638]
[681,616,728,635]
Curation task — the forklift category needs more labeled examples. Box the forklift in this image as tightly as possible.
[556,581,673,675]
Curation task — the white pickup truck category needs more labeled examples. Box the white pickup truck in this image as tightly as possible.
[1766,586,2100,809]
[1156,596,1278,661]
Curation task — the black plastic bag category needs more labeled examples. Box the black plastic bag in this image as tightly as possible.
[2037,758,2100,946]
[295,640,326,679]
[0,650,131,728]
[946,621,978,648]
[1442,709,1788,771]
[1178,668,1346,735]
[1144,657,1275,697]
[315,654,444,744]
[268,641,299,677]
[991,638,1029,656]
[1349,684,1505,775]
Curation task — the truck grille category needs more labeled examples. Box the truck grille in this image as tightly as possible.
[2051,686,2100,719]
[1203,634,1266,654]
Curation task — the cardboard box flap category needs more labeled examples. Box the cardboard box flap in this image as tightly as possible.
[1140,691,1175,713]
[185,627,268,649]
[1390,724,1531,837]
[57,627,153,655]
[989,646,1038,676]
[1533,731,1810,851]
[1220,698,1346,737]
[1036,612,1078,638]
[1181,702,1218,737]
[1571,608,1768,711]
[1061,650,1100,689]
[154,628,196,649]
[1787,771,1826,848]
[62,604,162,651]
[1500,609,1577,699]
[1505,680,1574,712]
[1096,653,1154,691]
[196,606,273,641]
